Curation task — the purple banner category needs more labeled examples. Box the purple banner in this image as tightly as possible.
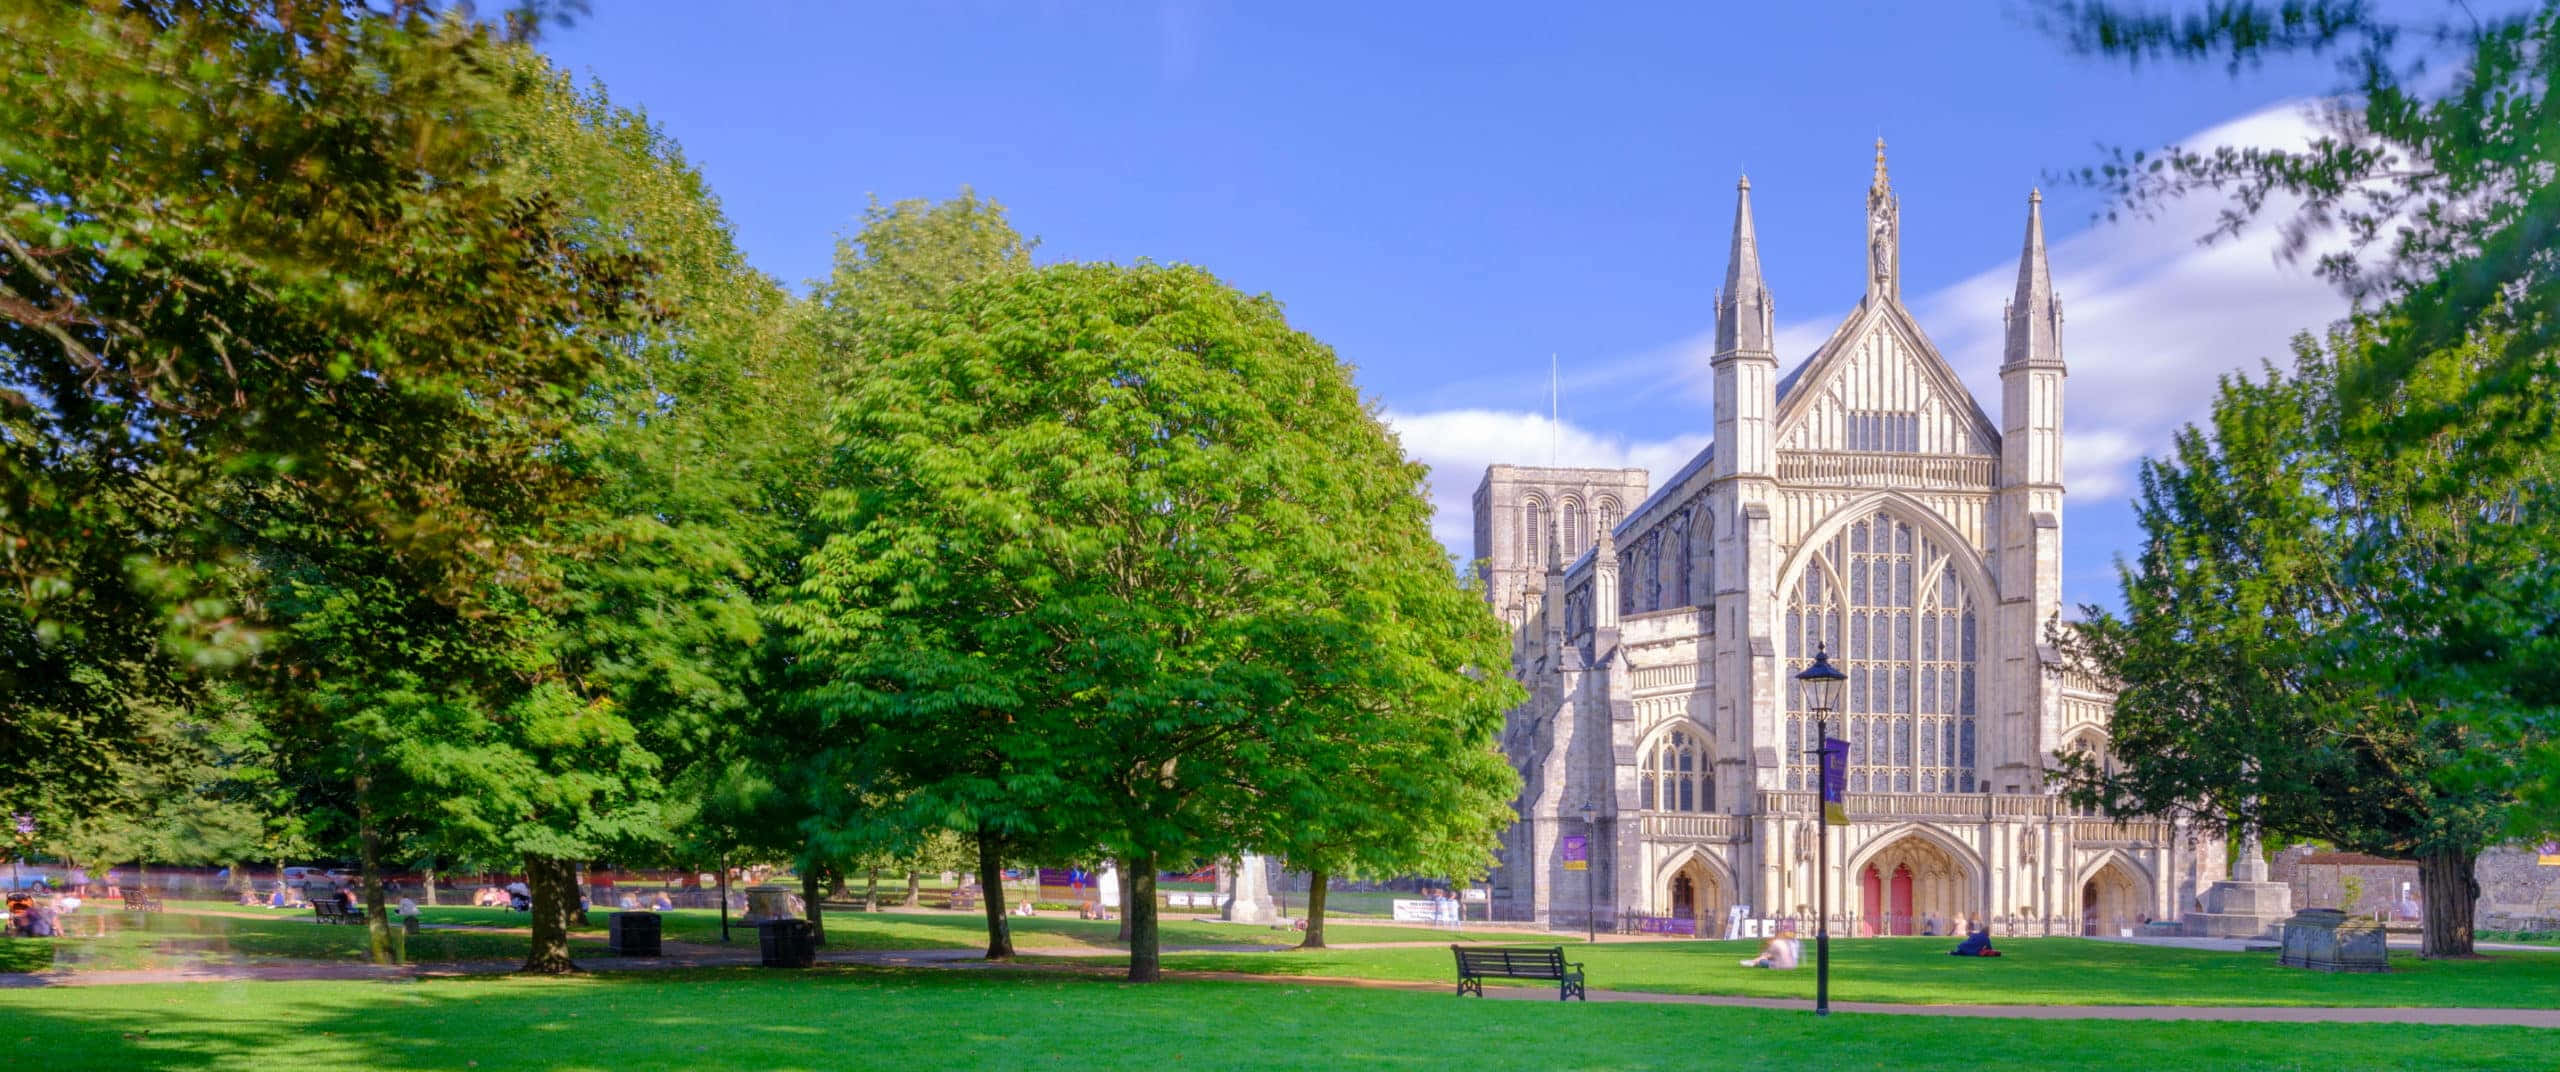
[1820,737,1850,825]
[1561,834,1588,872]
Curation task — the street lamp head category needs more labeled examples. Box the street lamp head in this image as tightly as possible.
[1795,642,1847,714]
[1579,800,1596,823]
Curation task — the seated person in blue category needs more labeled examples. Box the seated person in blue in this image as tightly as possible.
[1950,920,1999,957]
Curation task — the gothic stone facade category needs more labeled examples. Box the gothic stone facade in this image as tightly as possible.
[1476,145,2227,937]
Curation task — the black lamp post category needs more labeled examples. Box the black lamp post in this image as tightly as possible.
[1794,643,1847,1018]
[1579,800,1598,944]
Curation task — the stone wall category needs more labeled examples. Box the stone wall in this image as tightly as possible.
[2271,843,2560,928]
[2477,845,2560,929]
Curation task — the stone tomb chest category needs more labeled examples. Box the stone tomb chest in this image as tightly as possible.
[2277,908,2389,973]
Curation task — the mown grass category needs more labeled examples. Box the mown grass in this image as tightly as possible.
[1121,935,2560,1008]
[0,908,603,973]
[3,904,1515,976]
[2,967,2549,1071]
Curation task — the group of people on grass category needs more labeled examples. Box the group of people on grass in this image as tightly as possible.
[4,890,75,938]
[1738,917,2000,969]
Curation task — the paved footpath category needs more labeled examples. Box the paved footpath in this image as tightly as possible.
[8,938,2557,1029]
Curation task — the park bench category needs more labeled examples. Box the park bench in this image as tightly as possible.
[1450,945,1586,1001]
[311,900,364,925]
[945,887,979,911]
[121,888,164,912]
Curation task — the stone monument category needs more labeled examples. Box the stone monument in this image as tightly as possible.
[2189,826,2294,939]
[742,885,806,925]
[1220,853,1278,924]
[2278,907,2390,972]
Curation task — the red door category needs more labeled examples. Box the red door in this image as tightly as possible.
[1890,865,1915,935]
[1860,866,1882,937]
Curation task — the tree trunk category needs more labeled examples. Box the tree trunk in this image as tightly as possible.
[1297,866,1330,949]
[1126,847,1161,983]
[826,870,849,901]
[801,863,826,947]
[976,828,1014,960]
[863,866,881,912]
[904,869,921,908]
[422,862,439,908]
[522,854,579,974]
[2418,847,2481,958]
[717,854,732,943]
[355,773,394,965]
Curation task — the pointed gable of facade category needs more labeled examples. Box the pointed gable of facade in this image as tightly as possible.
[1770,301,2000,460]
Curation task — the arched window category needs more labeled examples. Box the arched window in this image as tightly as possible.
[1524,499,1543,565]
[1598,498,1621,538]
[1640,727,1713,812]
[2064,731,2114,815]
[1784,509,1979,794]
[1562,500,1583,558]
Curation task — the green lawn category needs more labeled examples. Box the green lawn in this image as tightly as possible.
[1112,935,2560,1009]
[0,909,602,973]
[2,968,2548,1071]
[412,902,1514,951]
[1,905,1517,976]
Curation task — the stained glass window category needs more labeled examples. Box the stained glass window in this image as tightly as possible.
[1785,510,1981,795]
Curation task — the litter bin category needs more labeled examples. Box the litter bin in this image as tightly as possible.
[609,911,662,957]
[757,917,814,968]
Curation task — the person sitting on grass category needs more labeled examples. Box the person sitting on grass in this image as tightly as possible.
[1950,919,2000,957]
[648,890,674,912]
[1738,926,1800,969]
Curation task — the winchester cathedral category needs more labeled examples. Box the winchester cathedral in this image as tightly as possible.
[1476,145,2227,937]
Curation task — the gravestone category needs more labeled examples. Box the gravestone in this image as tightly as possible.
[2277,908,2389,972]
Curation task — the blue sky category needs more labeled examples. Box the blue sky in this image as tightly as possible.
[539,2,2352,611]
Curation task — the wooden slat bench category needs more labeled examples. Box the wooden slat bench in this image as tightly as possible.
[1451,944,1586,1001]
[311,900,364,925]
[121,888,164,912]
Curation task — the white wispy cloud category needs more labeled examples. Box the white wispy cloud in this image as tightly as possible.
[1388,102,2346,563]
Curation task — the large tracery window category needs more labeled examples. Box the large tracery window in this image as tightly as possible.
[1640,727,1712,812]
[1785,510,1979,794]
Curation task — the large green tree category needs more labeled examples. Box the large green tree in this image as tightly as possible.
[2063,322,2551,957]
[2039,0,2560,860]
[0,1,645,820]
[792,262,1522,981]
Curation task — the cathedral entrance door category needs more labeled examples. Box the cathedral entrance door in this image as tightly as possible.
[1890,865,1915,935]
[1860,866,1883,937]
[1671,874,1695,920]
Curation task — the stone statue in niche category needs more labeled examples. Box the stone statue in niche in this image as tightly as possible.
[1869,205,1895,285]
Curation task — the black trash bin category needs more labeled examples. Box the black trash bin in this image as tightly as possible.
[757,918,815,968]
[608,911,662,957]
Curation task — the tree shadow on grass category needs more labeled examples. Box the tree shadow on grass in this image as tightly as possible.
[3,965,2556,1072]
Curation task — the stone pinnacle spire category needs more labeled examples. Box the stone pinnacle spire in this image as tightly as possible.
[1865,138,1899,303]
[1715,175,1774,354]
[2003,188,2062,368]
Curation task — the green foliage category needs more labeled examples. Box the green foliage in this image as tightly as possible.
[2060,322,2551,957]
[789,261,1522,980]
[0,3,646,811]
[2038,0,2560,439]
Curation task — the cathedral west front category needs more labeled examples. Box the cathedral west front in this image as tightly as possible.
[1477,144,2226,937]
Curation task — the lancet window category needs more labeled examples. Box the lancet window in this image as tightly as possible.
[1784,510,1979,794]
[1640,727,1712,812]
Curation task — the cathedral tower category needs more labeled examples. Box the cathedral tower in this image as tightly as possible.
[1994,190,2067,792]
